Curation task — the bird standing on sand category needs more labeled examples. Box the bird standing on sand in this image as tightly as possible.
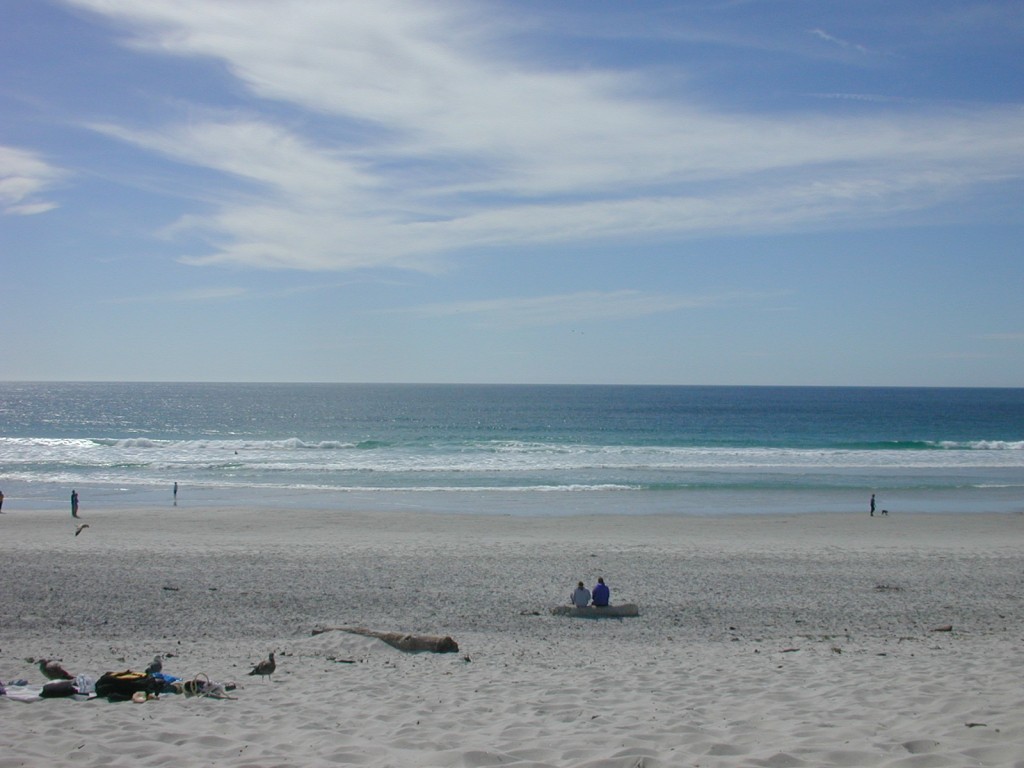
[74,523,89,536]
[39,659,74,680]
[248,652,276,682]
[145,655,163,675]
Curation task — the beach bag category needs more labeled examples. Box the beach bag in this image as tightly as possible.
[40,680,78,698]
[95,670,159,700]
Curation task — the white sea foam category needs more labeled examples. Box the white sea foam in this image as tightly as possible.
[2,384,1021,514]
[3,436,1023,480]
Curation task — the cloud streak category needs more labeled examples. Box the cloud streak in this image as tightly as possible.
[67,0,1024,272]
[0,145,64,216]
[809,28,871,55]
[399,290,771,328]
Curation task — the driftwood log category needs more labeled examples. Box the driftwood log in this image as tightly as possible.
[311,626,459,653]
[550,603,640,618]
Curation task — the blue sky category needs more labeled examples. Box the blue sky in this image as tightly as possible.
[2,0,1022,385]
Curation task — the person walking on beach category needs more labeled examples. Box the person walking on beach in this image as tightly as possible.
[571,581,591,607]
[870,493,876,517]
[0,488,4,512]
[591,577,610,607]
[71,489,79,518]
[173,482,178,505]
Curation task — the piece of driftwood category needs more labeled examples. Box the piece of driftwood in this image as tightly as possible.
[550,603,639,618]
[311,626,459,653]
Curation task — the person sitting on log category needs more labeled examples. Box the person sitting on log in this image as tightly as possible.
[571,581,591,607]
[591,577,610,607]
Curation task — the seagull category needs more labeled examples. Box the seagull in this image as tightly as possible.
[38,658,74,680]
[74,523,89,536]
[145,655,163,675]
[248,651,276,682]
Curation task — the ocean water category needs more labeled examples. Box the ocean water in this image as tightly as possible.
[1,382,1022,516]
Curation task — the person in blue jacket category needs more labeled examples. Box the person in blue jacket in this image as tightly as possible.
[591,577,610,607]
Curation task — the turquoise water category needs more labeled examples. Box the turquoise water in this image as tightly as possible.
[1,383,1022,515]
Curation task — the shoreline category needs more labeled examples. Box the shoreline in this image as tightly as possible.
[4,502,1024,546]
[4,479,1024,518]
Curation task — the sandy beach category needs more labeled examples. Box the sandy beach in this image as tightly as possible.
[2,506,1023,767]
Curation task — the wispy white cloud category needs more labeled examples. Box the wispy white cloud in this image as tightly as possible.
[0,145,64,215]
[399,290,770,327]
[809,28,871,55]
[107,277,393,305]
[65,0,1024,272]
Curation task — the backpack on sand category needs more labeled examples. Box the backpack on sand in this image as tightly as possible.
[94,670,160,700]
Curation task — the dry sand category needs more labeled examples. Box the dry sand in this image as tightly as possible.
[2,506,1024,767]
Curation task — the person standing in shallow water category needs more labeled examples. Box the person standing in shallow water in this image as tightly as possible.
[71,489,79,518]
[870,493,876,517]
[173,482,178,505]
